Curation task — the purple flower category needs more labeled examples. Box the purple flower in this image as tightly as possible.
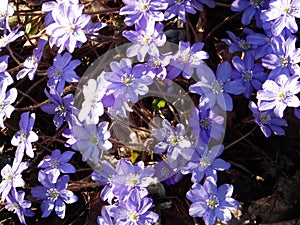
[261,0,300,36]
[0,160,29,201]
[164,0,196,22]
[40,89,76,129]
[97,206,114,225]
[71,121,112,164]
[0,26,24,51]
[11,112,39,161]
[111,159,154,199]
[151,119,193,161]
[104,58,153,104]
[189,101,225,144]
[0,0,14,32]
[31,171,78,219]
[249,101,287,137]
[257,74,300,118]
[167,41,209,80]
[262,35,300,80]
[182,145,230,183]
[46,2,91,53]
[246,31,273,59]
[232,54,267,98]
[189,63,245,111]
[191,0,215,11]
[186,177,239,225]
[123,21,166,62]
[109,189,159,225]
[231,0,269,27]
[38,149,76,183]
[0,55,13,85]
[47,52,80,94]
[145,53,172,80]
[16,39,47,80]
[119,0,168,26]
[5,189,34,225]
[0,81,17,128]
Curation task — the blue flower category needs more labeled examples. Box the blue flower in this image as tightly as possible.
[11,112,39,161]
[191,0,215,11]
[31,171,78,219]
[0,81,17,129]
[167,41,209,80]
[261,0,300,36]
[0,55,14,85]
[249,101,287,137]
[5,189,34,225]
[182,145,230,183]
[0,0,14,32]
[246,31,273,59]
[38,149,76,183]
[0,26,24,51]
[164,0,196,22]
[189,63,245,111]
[120,0,168,26]
[145,53,172,80]
[47,52,80,95]
[257,74,300,118]
[231,54,267,98]
[186,177,239,225]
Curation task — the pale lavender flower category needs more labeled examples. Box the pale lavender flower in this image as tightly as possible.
[151,119,193,161]
[31,171,78,219]
[186,177,239,225]
[71,121,112,164]
[109,189,159,225]
[5,189,34,225]
[0,26,24,51]
[0,81,17,128]
[40,89,76,129]
[257,74,300,118]
[164,0,196,22]
[249,101,287,137]
[123,21,166,62]
[231,54,267,98]
[262,35,300,80]
[38,149,76,183]
[0,160,29,201]
[16,39,47,80]
[11,112,39,161]
[261,0,300,36]
[97,206,114,225]
[189,63,245,111]
[0,55,13,85]
[119,0,168,26]
[182,145,230,183]
[47,52,80,94]
[0,0,14,32]
[145,53,172,80]
[46,2,91,53]
[167,41,209,80]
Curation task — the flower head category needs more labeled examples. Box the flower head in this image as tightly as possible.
[164,0,196,22]
[0,26,24,51]
[0,81,17,128]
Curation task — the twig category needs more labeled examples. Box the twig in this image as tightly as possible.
[225,126,257,150]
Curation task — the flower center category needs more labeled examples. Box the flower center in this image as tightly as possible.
[200,157,210,168]
[206,195,219,209]
[283,7,291,13]
[242,70,253,81]
[176,0,185,5]
[69,25,75,31]
[143,36,151,44]
[278,90,293,103]
[259,112,271,124]
[129,212,139,221]
[20,131,27,140]
[169,136,178,144]
[122,73,134,86]
[50,159,59,169]
[0,36,8,46]
[47,188,59,201]
[211,80,224,94]
[126,174,140,186]
[179,51,190,63]
[250,0,264,8]
[90,136,98,144]
[200,118,211,129]
[153,60,161,68]
[238,40,250,50]
[140,3,149,11]
[278,57,289,67]
[5,173,14,181]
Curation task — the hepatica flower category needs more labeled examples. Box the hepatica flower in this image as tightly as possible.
[38,149,76,183]
[167,41,209,80]
[71,121,112,164]
[189,63,245,111]
[40,89,76,129]
[0,55,13,85]
[120,0,168,26]
[47,52,80,94]
[46,2,91,53]
[181,145,230,183]
[186,177,239,225]
[109,189,159,225]
[257,74,300,118]
[0,0,14,32]
[151,119,193,161]
[123,21,166,62]
[249,101,287,137]
[164,0,196,23]
[261,0,300,36]
[16,39,47,80]
[11,112,39,161]
[262,35,300,80]
[0,81,17,128]
[246,31,273,59]
[31,171,78,219]
[0,160,29,201]
[145,54,172,80]
[5,189,34,225]
[0,26,24,51]
[191,0,215,11]
[231,54,267,98]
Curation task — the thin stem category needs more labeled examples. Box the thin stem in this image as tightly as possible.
[225,126,257,150]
